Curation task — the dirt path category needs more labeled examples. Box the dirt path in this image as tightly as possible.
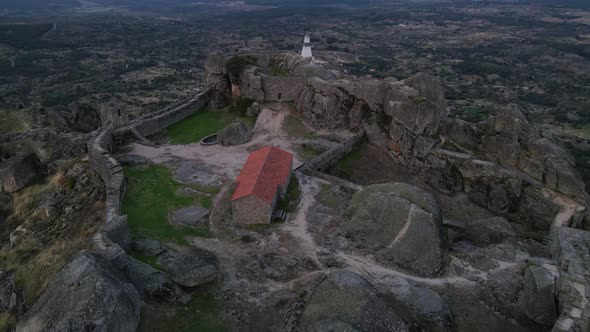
[543,188,586,228]
[339,252,476,287]
[279,173,482,289]
[279,175,326,266]
[276,172,555,291]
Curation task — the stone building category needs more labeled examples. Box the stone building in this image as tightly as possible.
[231,146,293,225]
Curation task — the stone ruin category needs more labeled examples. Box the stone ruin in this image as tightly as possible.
[205,51,590,331]
[206,51,589,231]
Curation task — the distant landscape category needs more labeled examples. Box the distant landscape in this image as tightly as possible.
[2,0,590,331]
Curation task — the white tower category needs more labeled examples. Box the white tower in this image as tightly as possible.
[301,34,312,59]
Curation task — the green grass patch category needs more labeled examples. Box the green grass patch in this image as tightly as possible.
[166,109,236,145]
[296,145,321,161]
[189,183,221,195]
[295,143,327,162]
[316,183,343,209]
[283,115,315,139]
[228,97,254,117]
[334,146,362,174]
[166,108,256,144]
[138,289,227,332]
[0,312,16,332]
[128,251,163,270]
[0,110,28,134]
[269,65,289,77]
[409,95,429,104]
[123,164,212,244]
[452,105,493,123]
[277,176,301,213]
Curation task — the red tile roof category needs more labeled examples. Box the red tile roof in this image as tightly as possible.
[231,146,293,203]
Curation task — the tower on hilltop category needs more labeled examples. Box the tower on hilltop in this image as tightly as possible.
[301,34,312,59]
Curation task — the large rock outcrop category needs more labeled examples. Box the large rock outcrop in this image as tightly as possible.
[295,78,356,130]
[550,227,590,331]
[205,52,232,109]
[341,182,445,277]
[0,153,40,193]
[204,51,590,229]
[159,248,219,288]
[300,270,408,332]
[67,102,102,133]
[386,284,453,332]
[17,251,141,332]
[0,271,24,314]
[520,265,557,326]
[217,121,252,146]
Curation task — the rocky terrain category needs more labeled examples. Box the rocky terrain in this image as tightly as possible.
[1,1,590,331]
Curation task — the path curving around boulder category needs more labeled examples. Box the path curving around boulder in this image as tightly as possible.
[543,188,586,228]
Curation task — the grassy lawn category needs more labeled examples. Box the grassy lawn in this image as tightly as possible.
[123,164,214,244]
[166,109,237,145]
[166,107,257,145]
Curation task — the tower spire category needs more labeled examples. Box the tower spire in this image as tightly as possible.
[301,34,312,59]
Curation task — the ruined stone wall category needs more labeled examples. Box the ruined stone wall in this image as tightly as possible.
[261,76,307,101]
[87,125,126,223]
[88,91,210,232]
[303,132,365,173]
[127,92,209,137]
[551,227,590,332]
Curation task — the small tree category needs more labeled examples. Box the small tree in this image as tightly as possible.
[226,55,256,84]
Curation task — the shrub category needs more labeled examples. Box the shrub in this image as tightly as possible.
[226,55,256,83]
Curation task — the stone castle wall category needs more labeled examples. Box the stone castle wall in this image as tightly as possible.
[303,132,365,173]
[131,92,209,137]
[87,125,126,223]
[86,92,210,270]
[89,91,210,230]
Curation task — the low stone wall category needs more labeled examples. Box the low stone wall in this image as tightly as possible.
[89,92,210,230]
[85,91,211,247]
[87,125,126,224]
[130,92,209,137]
[551,227,590,332]
[303,132,365,173]
[85,94,215,302]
